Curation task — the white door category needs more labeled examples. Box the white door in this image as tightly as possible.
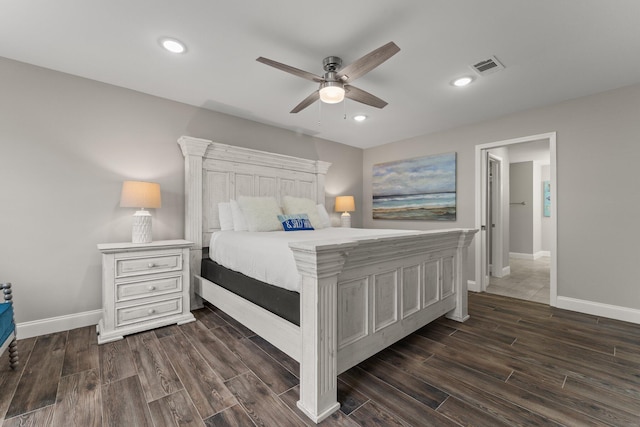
[480,152,503,291]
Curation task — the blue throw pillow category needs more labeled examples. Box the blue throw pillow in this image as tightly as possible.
[278,214,315,231]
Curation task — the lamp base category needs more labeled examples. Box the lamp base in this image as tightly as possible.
[340,212,351,228]
[132,210,153,243]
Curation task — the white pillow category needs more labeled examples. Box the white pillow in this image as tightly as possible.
[237,196,283,232]
[218,202,234,231]
[282,196,324,229]
[229,199,248,231]
[316,204,331,228]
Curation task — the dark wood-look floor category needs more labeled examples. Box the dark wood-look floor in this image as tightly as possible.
[2,293,640,426]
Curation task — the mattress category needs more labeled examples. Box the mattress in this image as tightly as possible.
[201,256,300,325]
[208,227,416,292]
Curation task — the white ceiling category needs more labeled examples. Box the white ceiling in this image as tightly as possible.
[2,1,639,149]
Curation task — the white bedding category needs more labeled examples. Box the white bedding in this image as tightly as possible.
[209,227,416,292]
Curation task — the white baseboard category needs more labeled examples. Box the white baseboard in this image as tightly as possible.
[510,252,533,260]
[468,280,479,292]
[502,266,511,276]
[510,252,550,260]
[556,296,640,325]
[16,309,102,339]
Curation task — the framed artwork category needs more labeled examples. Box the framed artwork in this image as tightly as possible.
[372,152,456,221]
[543,180,551,217]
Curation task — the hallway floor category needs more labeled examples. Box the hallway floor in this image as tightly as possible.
[487,256,550,304]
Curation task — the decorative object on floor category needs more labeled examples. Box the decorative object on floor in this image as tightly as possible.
[256,41,400,113]
[120,180,161,243]
[543,180,551,217]
[335,195,355,227]
[0,282,18,369]
[372,152,457,221]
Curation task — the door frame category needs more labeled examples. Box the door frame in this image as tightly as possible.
[474,132,557,305]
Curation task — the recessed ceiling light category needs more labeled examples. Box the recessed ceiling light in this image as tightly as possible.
[452,76,474,87]
[353,115,367,122]
[160,38,186,54]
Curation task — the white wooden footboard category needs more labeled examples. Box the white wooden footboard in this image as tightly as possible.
[290,228,476,423]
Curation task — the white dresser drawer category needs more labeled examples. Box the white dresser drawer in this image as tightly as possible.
[116,253,182,278]
[116,297,182,327]
[116,276,182,302]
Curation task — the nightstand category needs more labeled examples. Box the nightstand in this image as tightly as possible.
[97,239,195,344]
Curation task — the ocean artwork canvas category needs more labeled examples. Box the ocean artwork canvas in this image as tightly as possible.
[372,153,456,221]
[543,180,551,217]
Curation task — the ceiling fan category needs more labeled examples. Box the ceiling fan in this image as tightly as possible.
[256,41,400,113]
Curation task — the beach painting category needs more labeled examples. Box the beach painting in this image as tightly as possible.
[372,153,456,221]
[543,180,551,217]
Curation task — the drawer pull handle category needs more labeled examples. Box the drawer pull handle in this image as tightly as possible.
[147,285,156,291]
[148,309,156,315]
[148,263,156,268]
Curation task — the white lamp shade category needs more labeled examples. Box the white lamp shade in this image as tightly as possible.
[335,196,355,213]
[120,181,161,209]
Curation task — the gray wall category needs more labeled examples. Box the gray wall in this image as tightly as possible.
[363,82,640,310]
[3,52,639,323]
[0,57,363,324]
[509,162,534,254]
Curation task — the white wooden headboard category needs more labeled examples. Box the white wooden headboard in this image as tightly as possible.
[178,136,332,250]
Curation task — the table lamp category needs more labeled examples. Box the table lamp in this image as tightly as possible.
[120,181,161,243]
[335,195,355,228]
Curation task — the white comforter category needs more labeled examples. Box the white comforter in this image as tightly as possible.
[209,227,415,292]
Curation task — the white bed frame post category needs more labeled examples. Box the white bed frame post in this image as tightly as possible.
[313,161,331,205]
[446,230,477,322]
[290,241,357,424]
[178,136,211,310]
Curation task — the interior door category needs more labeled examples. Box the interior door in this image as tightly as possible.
[480,151,490,290]
[481,151,503,290]
[488,155,502,277]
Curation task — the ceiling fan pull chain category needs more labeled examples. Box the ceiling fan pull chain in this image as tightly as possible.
[343,98,347,120]
[317,97,322,126]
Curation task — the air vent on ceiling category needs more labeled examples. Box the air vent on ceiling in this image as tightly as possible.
[470,55,505,76]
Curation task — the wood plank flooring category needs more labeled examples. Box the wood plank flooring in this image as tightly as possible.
[1,293,640,426]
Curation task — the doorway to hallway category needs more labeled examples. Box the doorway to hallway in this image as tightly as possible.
[474,132,557,306]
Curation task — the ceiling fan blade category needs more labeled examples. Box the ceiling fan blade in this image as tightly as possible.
[344,85,388,109]
[256,57,324,82]
[337,41,400,83]
[290,91,320,113]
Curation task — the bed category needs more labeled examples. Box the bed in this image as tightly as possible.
[179,136,476,423]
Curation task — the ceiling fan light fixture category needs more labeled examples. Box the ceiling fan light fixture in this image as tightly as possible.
[257,41,399,113]
[319,82,345,104]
